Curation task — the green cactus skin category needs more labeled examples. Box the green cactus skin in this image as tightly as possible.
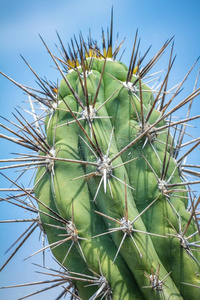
[1,10,200,300]
[37,54,199,299]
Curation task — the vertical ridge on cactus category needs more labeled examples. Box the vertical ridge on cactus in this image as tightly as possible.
[0,8,200,299]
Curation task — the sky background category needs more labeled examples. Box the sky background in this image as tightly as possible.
[0,0,200,299]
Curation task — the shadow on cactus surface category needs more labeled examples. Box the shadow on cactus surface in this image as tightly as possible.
[0,8,200,300]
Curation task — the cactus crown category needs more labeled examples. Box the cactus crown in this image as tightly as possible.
[0,8,200,300]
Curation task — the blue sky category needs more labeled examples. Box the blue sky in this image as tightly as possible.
[0,0,200,299]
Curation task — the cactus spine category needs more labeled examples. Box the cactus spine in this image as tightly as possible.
[1,9,200,300]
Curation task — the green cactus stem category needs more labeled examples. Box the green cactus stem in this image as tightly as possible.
[0,8,200,300]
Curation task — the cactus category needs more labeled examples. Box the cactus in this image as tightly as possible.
[1,8,200,300]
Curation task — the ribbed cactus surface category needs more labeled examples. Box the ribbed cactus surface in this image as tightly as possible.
[1,10,200,300]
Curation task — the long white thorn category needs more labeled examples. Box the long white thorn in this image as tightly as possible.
[113,233,127,263]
